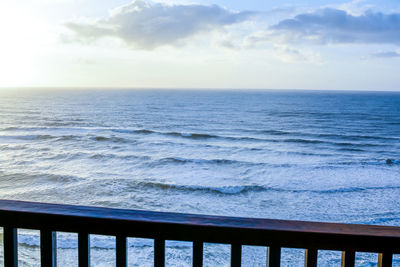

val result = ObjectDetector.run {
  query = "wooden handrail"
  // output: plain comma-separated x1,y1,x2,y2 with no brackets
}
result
0,199,399,266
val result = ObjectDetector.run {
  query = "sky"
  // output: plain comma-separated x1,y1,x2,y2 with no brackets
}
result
0,0,399,90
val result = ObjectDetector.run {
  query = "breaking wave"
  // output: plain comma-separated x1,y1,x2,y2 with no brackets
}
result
133,181,400,195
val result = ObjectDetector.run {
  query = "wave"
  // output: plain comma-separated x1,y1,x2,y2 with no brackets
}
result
258,129,292,135
150,157,260,166
0,134,57,141
56,135,81,141
282,138,325,144
233,128,398,142
146,155,397,168
134,129,155,134
91,136,128,143
0,133,132,144
14,233,190,249
364,217,400,225
133,181,400,195
115,128,250,141
0,144,28,151
165,132,218,139
313,186,400,194
1,126,20,131
337,148,365,152
43,121,91,127
4,126,391,149
113,129,156,135
135,181,267,194
90,153,150,161
332,159,399,166
314,133,398,141
0,172,81,183
118,128,389,148
145,157,303,168
113,129,217,139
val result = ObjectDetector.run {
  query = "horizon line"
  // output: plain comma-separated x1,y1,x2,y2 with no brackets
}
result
0,87,399,93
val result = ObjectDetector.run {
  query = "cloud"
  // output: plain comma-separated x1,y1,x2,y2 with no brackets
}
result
269,8,400,45
65,0,254,49
372,51,400,58
272,45,322,63
336,0,375,16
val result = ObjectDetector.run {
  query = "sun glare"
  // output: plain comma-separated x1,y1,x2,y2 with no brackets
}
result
0,2,50,87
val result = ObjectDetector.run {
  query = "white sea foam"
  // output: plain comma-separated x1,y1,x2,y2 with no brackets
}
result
0,90,399,266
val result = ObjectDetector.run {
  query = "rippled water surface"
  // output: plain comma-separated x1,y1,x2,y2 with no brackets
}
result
0,89,399,266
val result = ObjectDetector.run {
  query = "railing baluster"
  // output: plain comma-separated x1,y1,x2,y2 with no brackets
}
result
40,230,57,267
154,239,165,267
78,233,90,267
378,253,393,267
304,249,318,267
192,241,203,267
267,246,281,267
2,200,400,267
230,244,242,267
116,235,127,267
3,227,18,267
341,251,355,267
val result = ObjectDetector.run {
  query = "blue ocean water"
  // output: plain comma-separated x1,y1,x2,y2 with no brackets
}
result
0,89,399,266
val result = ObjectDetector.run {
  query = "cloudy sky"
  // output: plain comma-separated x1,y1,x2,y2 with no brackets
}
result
1,0,399,90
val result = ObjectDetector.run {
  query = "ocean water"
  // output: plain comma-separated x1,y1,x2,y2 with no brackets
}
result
0,89,399,266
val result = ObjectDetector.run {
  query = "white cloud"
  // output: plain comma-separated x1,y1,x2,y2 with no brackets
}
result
336,0,375,16
65,0,254,49
273,45,322,63
269,8,400,45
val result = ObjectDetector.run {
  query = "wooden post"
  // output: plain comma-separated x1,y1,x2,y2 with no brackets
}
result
40,230,57,267
341,251,355,267
231,244,242,267
267,247,281,267
116,235,127,267
193,241,203,267
378,253,393,267
3,227,18,267
304,249,318,267
78,233,90,267
154,239,165,267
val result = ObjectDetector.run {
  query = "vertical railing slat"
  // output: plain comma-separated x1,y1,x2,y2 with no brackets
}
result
378,253,393,267
304,249,318,267
116,235,127,267
40,230,57,267
341,251,355,267
3,227,18,267
230,244,242,267
192,241,203,267
154,239,165,267
78,233,90,267
267,246,281,267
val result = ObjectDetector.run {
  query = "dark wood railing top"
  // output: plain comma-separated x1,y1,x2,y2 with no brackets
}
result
1,199,400,253
0,199,399,238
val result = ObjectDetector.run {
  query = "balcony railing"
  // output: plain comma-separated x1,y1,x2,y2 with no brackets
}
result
0,199,399,267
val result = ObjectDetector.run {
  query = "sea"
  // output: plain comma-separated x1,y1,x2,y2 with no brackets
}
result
0,89,399,266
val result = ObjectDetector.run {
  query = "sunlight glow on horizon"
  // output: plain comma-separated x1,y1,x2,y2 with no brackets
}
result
0,0,399,91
